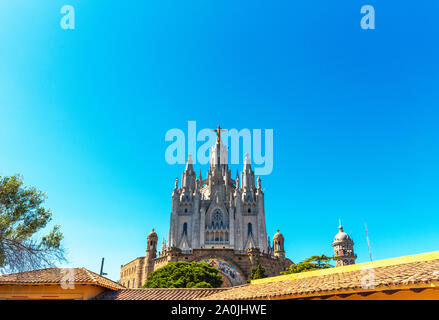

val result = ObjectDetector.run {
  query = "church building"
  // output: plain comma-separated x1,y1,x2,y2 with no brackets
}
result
120,126,293,288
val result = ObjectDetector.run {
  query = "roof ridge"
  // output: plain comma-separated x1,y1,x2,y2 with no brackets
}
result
205,258,439,300
252,250,439,285
0,267,59,278
126,287,228,291
81,267,98,284
0,267,124,291
84,268,122,284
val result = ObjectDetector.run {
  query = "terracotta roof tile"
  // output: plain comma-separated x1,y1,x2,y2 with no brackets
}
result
203,254,439,300
94,288,229,300
0,268,123,291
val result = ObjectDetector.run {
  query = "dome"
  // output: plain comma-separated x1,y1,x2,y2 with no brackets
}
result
333,225,352,242
273,229,284,241
147,228,158,239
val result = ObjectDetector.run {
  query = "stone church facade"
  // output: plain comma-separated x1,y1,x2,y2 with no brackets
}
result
120,126,292,288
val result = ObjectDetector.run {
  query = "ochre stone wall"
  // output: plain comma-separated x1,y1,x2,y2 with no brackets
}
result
121,248,293,288
120,257,144,288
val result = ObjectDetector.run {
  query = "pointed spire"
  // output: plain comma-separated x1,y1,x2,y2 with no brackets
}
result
182,154,196,195
179,232,190,251
185,154,194,172
235,170,240,189
172,177,180,198
339,218,343,232
244,153,251,169
161,238,166,252
241,153,255,194
245,232,256,250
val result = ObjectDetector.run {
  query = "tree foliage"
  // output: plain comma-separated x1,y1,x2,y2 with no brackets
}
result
0,175,65,273
281,254,334,275
142,261,223,288
248,264,267,281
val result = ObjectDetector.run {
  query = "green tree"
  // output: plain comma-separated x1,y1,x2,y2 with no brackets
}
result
0,175,65,273
281,254,334,275
305,255,334,269
248,264,267,281
142,261,223,288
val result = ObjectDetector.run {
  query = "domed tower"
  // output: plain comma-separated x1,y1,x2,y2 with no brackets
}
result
332,221,356,266
273,230,285,259
146,229,158,258
145,229,158,277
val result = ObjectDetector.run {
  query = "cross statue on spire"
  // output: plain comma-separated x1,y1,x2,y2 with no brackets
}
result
211,125,227,143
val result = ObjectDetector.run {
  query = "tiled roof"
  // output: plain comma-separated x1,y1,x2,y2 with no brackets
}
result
0,268,124,291
94,288,229,300
204,251,439,300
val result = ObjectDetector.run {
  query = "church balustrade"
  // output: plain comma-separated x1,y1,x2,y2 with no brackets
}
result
204,228,230,245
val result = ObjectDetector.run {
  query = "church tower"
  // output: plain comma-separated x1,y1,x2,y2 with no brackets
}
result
332,221,356,266
120,126,293,288
145,229,158,276
273,230,285,259
167,125,270,253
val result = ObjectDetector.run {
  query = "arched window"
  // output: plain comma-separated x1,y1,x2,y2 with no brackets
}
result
182,222,188,236
212,210,223,228
205,209,230,244
248,223,253,236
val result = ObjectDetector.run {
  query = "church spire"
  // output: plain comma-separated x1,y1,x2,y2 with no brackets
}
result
161,238,167,253
181,154,196,198
209,125,229,183
241,153,255,199
185,154,194,172
243,153,251,171
235,170,240,189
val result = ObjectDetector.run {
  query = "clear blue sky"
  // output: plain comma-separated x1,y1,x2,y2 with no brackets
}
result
0,1,438,281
